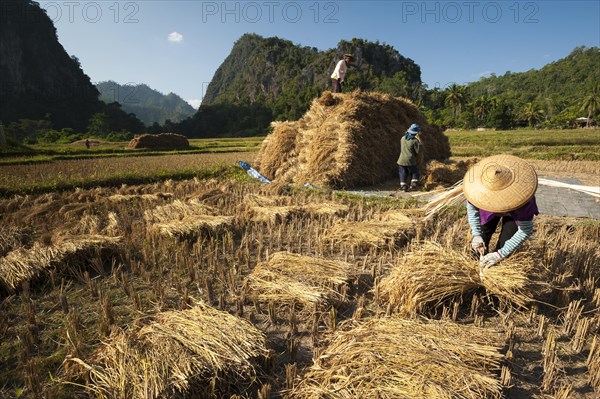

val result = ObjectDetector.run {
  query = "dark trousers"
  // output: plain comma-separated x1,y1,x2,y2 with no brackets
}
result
332,79,342,93
398,165,419,186
481,215,518,253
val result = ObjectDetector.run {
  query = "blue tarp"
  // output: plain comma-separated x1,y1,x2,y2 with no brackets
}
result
238,161,272,184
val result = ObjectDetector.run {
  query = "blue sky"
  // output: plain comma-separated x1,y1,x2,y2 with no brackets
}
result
40,0,600,108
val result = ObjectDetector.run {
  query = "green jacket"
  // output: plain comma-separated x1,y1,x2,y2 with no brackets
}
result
397,136,421,166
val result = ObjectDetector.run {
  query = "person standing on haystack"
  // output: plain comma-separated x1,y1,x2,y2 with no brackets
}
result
397,123,422,192
330,54,354,93
464,154,539,269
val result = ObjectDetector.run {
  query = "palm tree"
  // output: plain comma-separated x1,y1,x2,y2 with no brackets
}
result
473,96,492,126
445,84,467,125
581,84,599,128
520,103,544,127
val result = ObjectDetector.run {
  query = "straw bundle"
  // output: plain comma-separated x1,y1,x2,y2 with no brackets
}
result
144,199,231,238
302,201,349,217
144,199,216,224
0,225,32,257
378,242,546,316
243,194,289,207
246,252,354,308
70,303,268,399
152,215,234,238
288,317,505,399
106,193,173,203
241,194,301,223
255,91,450,188
0,235,121,292
324,217,415,249
380,209,417,223
246,205,302,223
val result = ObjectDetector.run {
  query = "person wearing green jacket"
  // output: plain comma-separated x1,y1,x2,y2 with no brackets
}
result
397,123,421,192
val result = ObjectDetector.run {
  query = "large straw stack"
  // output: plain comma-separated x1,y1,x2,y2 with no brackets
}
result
254,90,450,188
246,251,354,309
378,242,547,316
288,317,505,399
70,303,268,399
0,235,121,292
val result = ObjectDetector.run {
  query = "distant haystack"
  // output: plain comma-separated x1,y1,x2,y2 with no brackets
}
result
128,133,189,150
254,91,450,188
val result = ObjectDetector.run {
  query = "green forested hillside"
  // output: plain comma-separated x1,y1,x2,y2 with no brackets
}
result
0,0,99,131
178,34,422,136
175,36,598,137
0,0,145,144
96,81,196,126
422,46,600,129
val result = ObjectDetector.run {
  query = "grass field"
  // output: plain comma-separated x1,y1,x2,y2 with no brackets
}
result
1,129,599,196
0,137,264,165
446,128,600,161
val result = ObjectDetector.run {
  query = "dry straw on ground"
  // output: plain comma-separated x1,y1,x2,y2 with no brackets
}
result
152,215,234,238
106,193,174,203
378,242,547,316
69,303,268,399
288,317,505,399
241,194,302,223
246,251,354,309
324,211,416,249
128,133,189,150
144,199,233,237
0,235,122,292
255,91,450,188
302,201,349,217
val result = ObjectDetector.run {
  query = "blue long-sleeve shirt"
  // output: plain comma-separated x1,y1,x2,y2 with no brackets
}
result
466,200,537,258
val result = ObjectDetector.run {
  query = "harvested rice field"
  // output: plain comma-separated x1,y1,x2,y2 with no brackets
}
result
0,173,599,399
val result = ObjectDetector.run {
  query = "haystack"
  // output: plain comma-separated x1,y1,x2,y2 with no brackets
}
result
254,91,450,188
70,303,268,399
246,252,354,309
377,242,548,316
128,133,189,150
288,317,505,399
0,235,122,292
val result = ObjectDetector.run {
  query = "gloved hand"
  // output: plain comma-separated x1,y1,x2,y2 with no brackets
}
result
471,235,486,253
480,251,503,269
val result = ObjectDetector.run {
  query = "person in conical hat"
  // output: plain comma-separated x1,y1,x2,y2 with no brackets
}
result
463,154,539,269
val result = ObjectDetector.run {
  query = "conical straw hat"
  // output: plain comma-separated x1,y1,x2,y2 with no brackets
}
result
463,154,537,213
